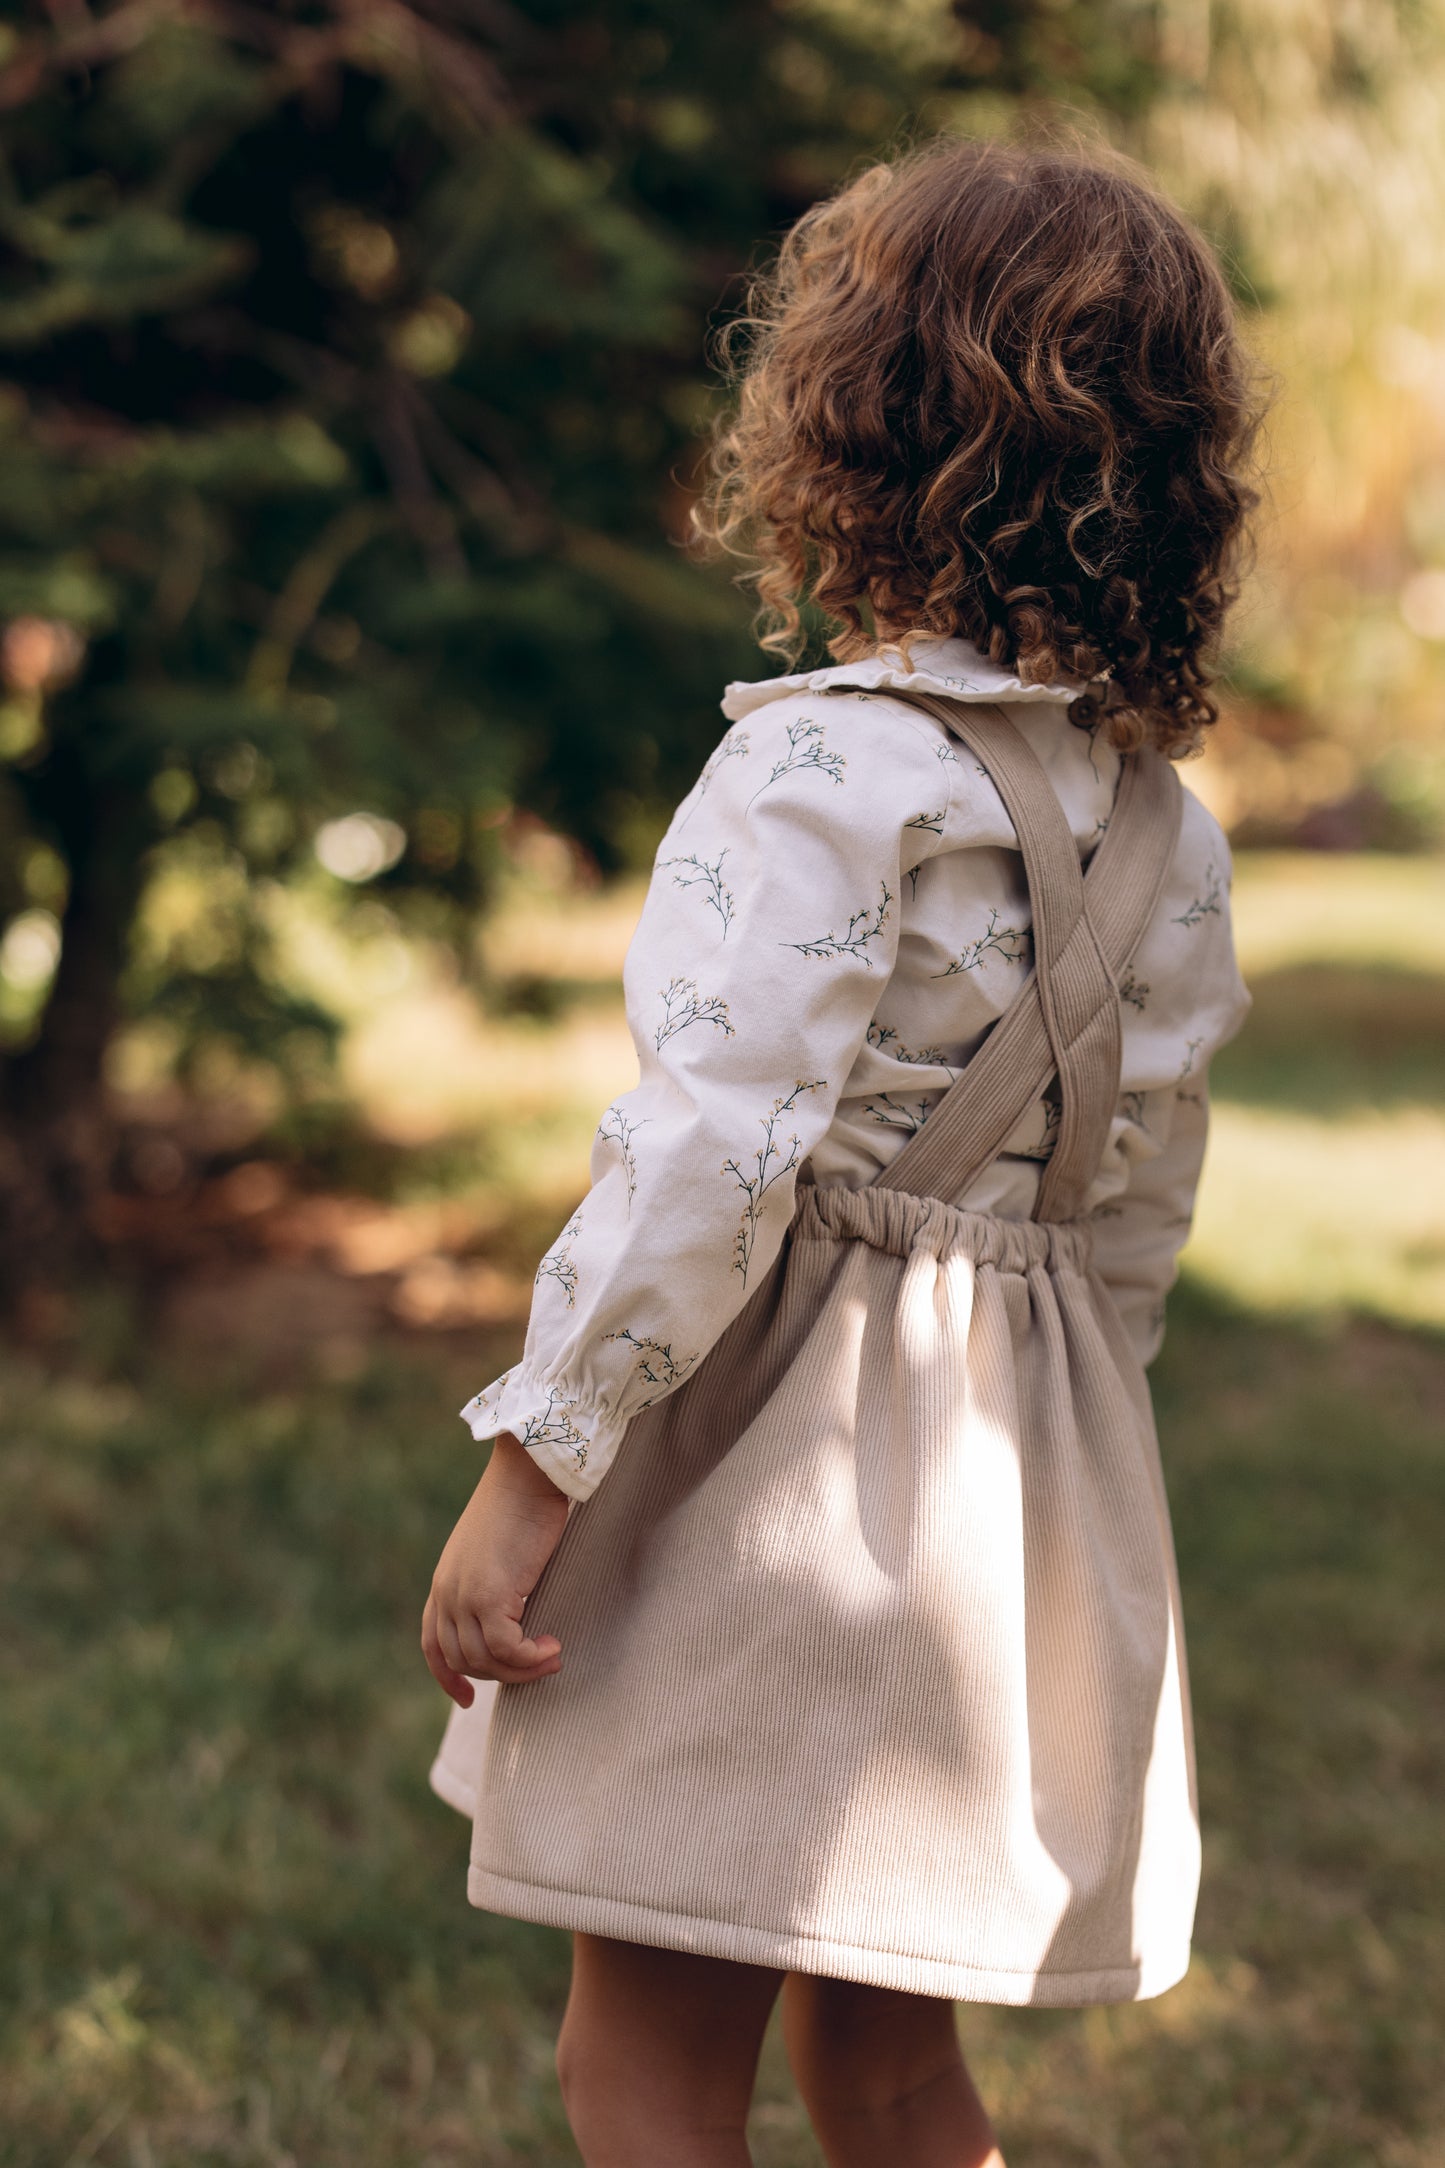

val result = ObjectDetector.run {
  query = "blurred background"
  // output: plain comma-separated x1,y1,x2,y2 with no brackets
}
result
1,3,1442,2163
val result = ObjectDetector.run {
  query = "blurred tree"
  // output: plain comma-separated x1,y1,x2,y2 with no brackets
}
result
10,0,1435,1291
0,0,942,1285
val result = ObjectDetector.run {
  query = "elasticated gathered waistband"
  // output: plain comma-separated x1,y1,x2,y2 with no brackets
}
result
791,1179,1095,1276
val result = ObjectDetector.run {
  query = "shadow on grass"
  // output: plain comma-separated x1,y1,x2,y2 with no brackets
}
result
0,1282,1441,2165
1212,961,1445,1116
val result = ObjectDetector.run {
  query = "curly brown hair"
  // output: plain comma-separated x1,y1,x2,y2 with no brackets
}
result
692,133,1270,756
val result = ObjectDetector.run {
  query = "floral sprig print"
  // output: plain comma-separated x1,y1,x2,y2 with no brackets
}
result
673,730,751,832
748,716,846,804
1118,966,1149,1012
1177,1034,1205,1081
904,807,946,836
461,1372,511,1428
602,1327,698,1403
723,1080,825,1283
784,883,892,969
693,729,750,801
863,1093,932,1136
655,976,735,1050
535,1212,583,1308
517,1388,589,1473
597,1104,648,1212
934,741,960,766
866,1018,953,1070
662,848,735,937
933,908,1029,978
1173,860,1223,929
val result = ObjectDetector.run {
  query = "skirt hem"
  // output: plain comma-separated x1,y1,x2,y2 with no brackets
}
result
428,1752,476,1821
465,1864,1192,2009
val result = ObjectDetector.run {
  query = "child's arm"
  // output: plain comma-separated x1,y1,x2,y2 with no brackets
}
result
422,696,955,1696
1088,1078,1213,1367
422,1430,569,1705
454,701,954,1489
1089,797,1250,1365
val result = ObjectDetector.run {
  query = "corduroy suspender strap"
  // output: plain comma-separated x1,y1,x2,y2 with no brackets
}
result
853,688,1184,1222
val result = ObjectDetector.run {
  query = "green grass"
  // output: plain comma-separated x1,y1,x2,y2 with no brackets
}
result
1,1293,1442,2167
1187,856,1445,1335
1212,961,1445,1117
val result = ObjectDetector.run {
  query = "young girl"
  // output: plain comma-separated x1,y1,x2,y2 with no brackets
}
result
424,135,1261,2167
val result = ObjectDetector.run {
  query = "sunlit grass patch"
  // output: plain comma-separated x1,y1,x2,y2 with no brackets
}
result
342,985,636,1152
272,867,645,1215
1215,960,1445,1115
1190,1103,1445,1328
1198,851,1445,1329
1228,852,1445,980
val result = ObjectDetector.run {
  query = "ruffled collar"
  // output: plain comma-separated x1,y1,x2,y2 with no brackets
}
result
720,632,1089,721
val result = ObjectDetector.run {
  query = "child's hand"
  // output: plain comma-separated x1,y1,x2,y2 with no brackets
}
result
422,1430,570,1706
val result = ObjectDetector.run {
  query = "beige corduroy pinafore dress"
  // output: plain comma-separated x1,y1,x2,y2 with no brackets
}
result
433,690,1199,2006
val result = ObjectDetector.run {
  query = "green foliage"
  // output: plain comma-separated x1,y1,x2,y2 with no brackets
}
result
0,0,935,1094
5,0,1442,1122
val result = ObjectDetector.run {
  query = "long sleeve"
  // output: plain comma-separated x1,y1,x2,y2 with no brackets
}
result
460,695,959,1500
1086,791,1251,1366
1088,1074,1212,1367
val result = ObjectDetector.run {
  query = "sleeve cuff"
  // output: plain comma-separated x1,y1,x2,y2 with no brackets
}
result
459,1364,627,1502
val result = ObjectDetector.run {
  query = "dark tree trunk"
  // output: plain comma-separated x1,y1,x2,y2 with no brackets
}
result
0,796,142,1309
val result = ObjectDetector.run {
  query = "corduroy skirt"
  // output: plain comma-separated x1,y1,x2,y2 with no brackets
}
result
431,1179,1200,2005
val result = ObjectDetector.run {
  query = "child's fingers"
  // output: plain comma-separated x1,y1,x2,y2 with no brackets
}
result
481,1605,562,1673
434,1605,476,1681
433,1596,562,1687
421,1596,475,1708
465,1611,562,1685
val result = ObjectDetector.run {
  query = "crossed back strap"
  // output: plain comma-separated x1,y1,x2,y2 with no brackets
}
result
855,688,1183,1222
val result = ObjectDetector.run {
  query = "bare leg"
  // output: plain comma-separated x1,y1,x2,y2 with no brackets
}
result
781,1973,1006,2168
557,1933,784,2167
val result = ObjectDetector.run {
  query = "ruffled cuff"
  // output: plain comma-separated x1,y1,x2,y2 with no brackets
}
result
459,1364,629,1503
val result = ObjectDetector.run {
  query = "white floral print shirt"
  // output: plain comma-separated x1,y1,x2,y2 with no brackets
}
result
462,633,1251,1500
